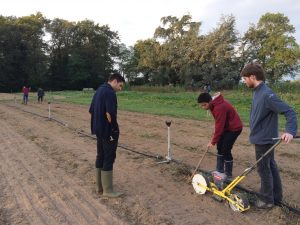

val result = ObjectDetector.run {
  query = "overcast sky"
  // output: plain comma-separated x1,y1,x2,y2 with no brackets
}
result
1,0,300,47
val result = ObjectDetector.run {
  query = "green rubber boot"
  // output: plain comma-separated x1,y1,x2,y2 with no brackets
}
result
101,170,123,198
96,168,103,194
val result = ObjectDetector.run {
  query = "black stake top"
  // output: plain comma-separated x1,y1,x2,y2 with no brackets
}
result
165,120,172,127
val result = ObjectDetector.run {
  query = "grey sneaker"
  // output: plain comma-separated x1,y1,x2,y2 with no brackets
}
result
255,199,274,209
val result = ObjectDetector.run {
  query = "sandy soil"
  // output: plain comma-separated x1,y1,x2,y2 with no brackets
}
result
0,93,299,225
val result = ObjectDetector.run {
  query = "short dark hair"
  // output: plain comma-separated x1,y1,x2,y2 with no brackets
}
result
240,63,265,81
197,92,212,103
108,73,125,83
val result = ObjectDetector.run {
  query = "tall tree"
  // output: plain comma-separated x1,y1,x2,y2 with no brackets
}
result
69,20,120,89
132,39,161,84
0,13,48,92
241,12,300,83
116,44,138,84
192,15,240,89
47,19,120,90
153,14,201,85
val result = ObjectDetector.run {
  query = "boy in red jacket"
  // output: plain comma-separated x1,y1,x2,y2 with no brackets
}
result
198,92,243,178
22,86,30,104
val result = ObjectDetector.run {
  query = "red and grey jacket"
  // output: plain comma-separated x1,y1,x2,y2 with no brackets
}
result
209,93,243,145
22,87,30,95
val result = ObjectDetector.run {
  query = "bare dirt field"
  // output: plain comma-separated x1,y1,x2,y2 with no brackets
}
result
0,93,299,225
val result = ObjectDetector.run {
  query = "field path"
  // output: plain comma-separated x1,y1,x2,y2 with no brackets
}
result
0,96,299,225
0,115,125,225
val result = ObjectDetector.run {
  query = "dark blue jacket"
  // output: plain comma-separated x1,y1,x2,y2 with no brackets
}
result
89,83,119,139
37,88,44,97
250,82,298,144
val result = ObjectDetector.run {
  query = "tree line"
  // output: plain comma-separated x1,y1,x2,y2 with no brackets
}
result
0,12,299,92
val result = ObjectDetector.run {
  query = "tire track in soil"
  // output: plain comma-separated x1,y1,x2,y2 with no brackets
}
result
0,124,58,225
2,138,85,224
1,101,299,225
0,119,126,225
0,162,30,225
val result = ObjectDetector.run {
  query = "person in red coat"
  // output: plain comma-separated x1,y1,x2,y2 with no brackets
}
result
198,92,243,178
22,86,30,104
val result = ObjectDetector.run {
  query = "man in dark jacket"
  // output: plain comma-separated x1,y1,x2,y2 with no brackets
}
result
198,92,243,179
89,73,125,198
241,63,298,209
37,88,45,103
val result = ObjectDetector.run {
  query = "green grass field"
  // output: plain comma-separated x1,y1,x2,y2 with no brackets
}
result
48,86,300,130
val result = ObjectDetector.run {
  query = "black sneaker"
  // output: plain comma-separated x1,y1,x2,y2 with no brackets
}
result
255,199,274,209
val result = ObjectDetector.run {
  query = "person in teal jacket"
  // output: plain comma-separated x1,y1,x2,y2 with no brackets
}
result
241,62,298,209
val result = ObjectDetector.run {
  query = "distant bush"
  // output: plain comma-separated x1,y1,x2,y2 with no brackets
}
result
234,81,300,94
269,81,300,94
126,85,186,93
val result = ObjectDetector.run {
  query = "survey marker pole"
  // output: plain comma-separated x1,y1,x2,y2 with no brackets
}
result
157,120,172,164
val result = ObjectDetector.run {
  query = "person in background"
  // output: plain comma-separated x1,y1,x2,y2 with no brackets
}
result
22,86,30,104
89,73,125,198
197,92,243,179
37,88,45,103
240,62,298,209
203,84,212,93
207,84,211,93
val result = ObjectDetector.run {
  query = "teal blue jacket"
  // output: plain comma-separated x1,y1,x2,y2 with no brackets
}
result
250,82,297,144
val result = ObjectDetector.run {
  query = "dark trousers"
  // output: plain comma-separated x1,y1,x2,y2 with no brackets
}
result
255,144,282,204
38,96,43,103
96,137,118,171
23,94,28,104
217,130,242,161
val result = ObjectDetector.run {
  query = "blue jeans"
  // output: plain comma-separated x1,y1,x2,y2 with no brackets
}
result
96,137,118,171
23,94,28,104
255,144,282,204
